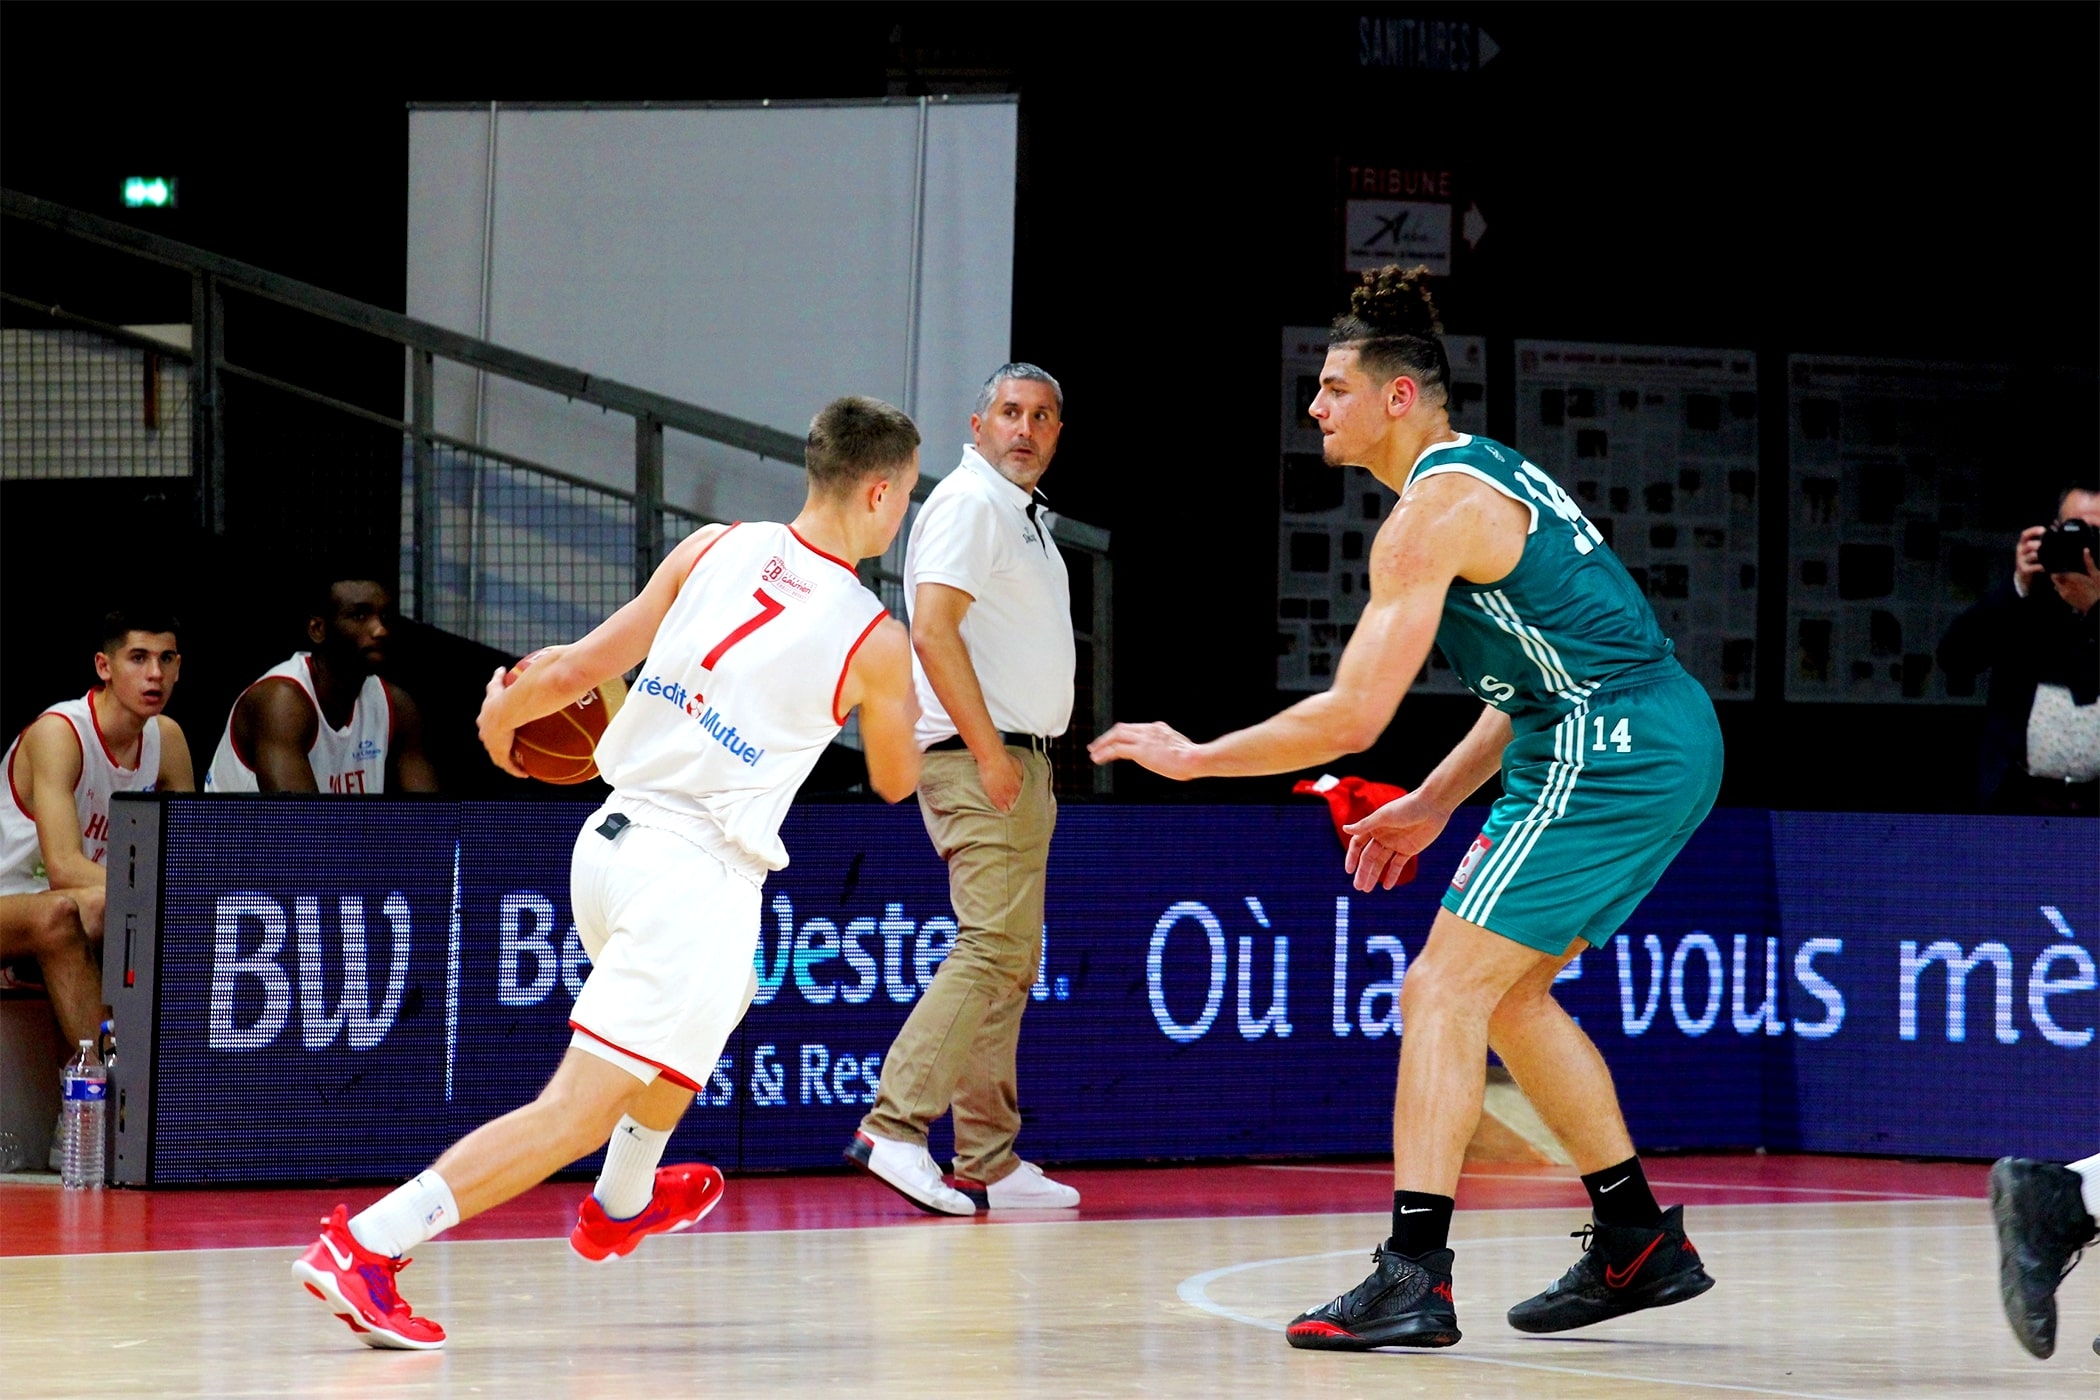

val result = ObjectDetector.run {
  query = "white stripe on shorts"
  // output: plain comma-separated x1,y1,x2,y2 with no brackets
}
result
1457,700,1590,927
1455,707,1570,923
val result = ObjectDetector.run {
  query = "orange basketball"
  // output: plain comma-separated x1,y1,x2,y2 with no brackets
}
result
505,653,626,785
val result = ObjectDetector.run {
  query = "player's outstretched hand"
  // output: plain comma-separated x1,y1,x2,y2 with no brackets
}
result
477,666,529,779
1088,721,1206,781
1343,790,1449,892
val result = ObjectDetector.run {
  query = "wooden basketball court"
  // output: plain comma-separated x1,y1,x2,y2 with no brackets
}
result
2,1157,2092,1398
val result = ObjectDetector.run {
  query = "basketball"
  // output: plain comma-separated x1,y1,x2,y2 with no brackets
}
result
505,652,626,784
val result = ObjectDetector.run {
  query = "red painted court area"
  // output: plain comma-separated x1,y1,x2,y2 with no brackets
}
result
0,1154,1985,1258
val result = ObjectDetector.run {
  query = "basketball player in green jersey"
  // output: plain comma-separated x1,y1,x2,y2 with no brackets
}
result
1092,264,1724,1351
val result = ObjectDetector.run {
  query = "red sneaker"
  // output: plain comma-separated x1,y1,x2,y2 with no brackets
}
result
291,1205,447,1350
570,1162,726,1262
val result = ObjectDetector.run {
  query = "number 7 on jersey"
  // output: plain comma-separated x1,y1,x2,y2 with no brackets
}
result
701,589,785,670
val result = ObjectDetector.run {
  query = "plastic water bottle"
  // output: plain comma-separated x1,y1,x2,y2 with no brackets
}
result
59,1040,106,1190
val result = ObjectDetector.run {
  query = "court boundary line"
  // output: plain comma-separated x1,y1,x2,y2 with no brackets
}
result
1175,1219,1997,1400
0,1193,1984,1265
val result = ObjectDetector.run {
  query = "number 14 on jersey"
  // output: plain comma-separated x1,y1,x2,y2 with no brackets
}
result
1591,715,1632,753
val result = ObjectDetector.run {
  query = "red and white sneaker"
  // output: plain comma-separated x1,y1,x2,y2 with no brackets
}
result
291,1205,447,1350
569,1162,726,1263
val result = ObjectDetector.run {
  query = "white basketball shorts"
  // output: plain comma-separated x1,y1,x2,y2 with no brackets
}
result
566,812,761,1091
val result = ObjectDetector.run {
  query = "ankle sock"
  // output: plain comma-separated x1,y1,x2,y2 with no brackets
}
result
2069,1152,2100,1226
350,1170,460,1258
1389,1190,1454,1257
594,1117,673,1220
1582,1156,1663,1229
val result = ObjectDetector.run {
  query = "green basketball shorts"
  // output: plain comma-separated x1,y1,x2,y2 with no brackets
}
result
1439,663,1724,956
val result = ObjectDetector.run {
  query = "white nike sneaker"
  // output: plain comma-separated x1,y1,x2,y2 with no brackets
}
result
977,1160,1081,1211
844,1131,975,1216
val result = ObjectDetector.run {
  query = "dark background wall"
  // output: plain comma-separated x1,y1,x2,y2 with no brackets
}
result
4,4,2094,808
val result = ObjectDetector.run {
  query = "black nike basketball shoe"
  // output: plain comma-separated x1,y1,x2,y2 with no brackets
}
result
1989,1157,2098,1360
1285,1244,1461,1351
1506,1204,1714,1333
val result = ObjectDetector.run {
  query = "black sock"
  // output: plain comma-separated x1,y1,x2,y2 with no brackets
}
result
1582,1156,1663,1229
1389,1190,1454,1257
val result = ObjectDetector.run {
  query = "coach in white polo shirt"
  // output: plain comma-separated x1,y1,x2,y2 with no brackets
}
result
847,363,1082,1214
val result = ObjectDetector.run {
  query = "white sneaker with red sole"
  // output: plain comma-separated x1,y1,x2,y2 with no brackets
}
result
291,1205,447,1350
570,1162,726,1262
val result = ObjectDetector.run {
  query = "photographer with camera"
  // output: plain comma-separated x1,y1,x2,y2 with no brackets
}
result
1938,484,2100,814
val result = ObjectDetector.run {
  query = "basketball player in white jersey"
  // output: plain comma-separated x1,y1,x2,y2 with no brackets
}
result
0,610,195,1049
205,577,437,793
292,395,924,1349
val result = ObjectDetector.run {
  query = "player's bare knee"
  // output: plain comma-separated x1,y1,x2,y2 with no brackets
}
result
1399,962,1460,1025
74,885,107,944
27,894,87,955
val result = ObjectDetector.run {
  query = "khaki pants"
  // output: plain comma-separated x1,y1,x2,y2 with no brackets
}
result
861,746,1056,1185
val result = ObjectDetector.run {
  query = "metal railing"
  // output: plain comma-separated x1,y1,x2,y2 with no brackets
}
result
0,297,193,480
1,188,1114,792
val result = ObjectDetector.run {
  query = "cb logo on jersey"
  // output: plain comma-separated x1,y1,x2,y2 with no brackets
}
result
760,557,813,600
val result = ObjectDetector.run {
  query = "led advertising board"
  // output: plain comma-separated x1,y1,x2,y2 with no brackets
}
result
118,798,2096,1184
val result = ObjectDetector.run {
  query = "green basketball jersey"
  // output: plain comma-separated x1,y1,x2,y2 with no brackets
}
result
1406,433,1675,722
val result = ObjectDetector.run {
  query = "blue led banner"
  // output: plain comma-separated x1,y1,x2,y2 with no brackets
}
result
136,798,2096,1184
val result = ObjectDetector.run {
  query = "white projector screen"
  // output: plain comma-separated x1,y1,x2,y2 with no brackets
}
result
408,99,1017,523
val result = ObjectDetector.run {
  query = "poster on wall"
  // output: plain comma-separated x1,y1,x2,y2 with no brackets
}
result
1277,328,1486,693
1785,357,2010,703
1513,341,1761,699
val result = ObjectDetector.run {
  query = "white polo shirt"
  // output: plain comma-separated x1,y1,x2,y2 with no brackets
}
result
906,445,1075,748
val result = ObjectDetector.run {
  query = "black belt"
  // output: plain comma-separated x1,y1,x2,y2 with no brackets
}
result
927,731,1050,754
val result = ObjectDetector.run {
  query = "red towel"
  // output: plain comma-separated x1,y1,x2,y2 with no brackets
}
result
1291,774,1418,885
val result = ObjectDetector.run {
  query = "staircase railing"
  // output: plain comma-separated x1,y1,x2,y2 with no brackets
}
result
0,189,1114,792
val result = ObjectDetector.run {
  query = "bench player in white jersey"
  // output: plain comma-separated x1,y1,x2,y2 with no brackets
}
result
0,610,196,1050
204,577,437,793
292,395,924,1350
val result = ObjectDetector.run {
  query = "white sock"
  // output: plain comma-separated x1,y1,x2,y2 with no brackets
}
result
349,1170,460,1259
594,1117,673,1220
2069,1152,2100,1224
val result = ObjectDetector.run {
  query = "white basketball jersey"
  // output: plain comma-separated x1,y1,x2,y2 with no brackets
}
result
204,654,391,794
595,522,890,874
0,692,163,895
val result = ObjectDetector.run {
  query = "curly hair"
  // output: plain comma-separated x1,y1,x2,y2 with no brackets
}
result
1329,264,1450,405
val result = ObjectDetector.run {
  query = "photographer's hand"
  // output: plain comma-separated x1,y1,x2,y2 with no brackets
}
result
2050,547,2100,616
2014,525,2048,598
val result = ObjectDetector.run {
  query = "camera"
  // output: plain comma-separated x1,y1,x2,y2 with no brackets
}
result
2038,517,2097,575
